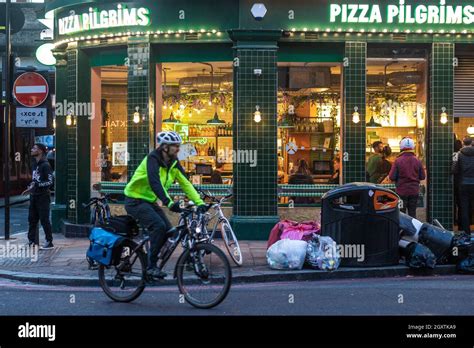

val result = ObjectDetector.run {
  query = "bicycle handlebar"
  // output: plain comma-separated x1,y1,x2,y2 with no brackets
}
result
197,189,232,203
82,194,116,210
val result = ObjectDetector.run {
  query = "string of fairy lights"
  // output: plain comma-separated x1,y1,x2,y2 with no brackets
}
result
53,26,474,48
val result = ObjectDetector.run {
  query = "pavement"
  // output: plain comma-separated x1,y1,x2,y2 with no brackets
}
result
0,200,463,287
0,229,461,287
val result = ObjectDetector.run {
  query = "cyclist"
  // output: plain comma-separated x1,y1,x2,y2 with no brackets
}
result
124,131,206,279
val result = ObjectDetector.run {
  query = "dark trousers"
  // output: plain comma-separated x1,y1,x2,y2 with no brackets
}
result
400,195,418,219
28,193,52,244
125,198,172,269
459,184,474,234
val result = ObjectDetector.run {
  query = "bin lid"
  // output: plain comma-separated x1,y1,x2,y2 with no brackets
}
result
321,182,397,200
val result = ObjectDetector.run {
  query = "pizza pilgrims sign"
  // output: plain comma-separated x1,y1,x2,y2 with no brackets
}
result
13,72,49,108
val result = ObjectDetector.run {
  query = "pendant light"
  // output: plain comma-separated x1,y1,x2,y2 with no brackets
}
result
163,111,178,123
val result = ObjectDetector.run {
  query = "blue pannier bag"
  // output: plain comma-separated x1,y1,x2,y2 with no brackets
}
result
87,227,125,266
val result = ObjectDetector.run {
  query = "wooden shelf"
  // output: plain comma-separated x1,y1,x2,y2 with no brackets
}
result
288,132,334,134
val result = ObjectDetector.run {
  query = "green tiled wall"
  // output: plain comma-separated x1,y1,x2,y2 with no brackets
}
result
233,48,278,217
66,49,78,222
127,39,154,179
428,43,454,228
343,42,367,183
229,31,281,240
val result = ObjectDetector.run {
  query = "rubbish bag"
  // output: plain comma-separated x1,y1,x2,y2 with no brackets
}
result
417,223,454,263
456,256,474,274
267,220,320,249
449,233,474,264
266,239,308,270
305,234,340,271
399,212,423,239
401,242,436,269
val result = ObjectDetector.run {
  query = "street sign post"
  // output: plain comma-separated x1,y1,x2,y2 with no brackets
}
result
3,0,11,240
13,72,49,108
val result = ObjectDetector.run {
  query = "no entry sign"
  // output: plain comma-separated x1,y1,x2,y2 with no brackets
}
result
13,72,49,108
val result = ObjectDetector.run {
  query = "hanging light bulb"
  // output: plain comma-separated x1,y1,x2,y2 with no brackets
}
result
208,100,213,106
163,104,168,110
254,105,262,123
133,106,140,124
53,117,56,129
440,107,448,124
188,111,193,118
467,124,474,135
220,107,225,113
352,106,360,124
66,110,73,126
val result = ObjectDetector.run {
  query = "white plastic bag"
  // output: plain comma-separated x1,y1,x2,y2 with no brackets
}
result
267,239,308,270
306,235,340,271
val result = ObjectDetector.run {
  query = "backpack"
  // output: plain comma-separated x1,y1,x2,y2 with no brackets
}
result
86,227,125,266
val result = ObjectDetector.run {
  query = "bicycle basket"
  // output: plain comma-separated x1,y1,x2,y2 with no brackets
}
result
101,215,139,238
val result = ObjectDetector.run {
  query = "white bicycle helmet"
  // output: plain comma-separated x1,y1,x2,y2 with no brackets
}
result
156,131,183,146
400,137,415,151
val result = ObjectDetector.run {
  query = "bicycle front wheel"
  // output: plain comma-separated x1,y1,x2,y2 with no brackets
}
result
176,243,232,309
98,240,147,303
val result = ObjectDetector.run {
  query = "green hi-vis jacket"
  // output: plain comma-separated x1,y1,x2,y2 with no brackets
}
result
124,149,204,207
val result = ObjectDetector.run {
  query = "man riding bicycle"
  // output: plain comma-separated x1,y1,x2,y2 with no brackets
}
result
124,131,206,279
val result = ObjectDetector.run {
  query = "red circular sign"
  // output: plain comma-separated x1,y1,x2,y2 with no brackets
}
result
13,72,49,107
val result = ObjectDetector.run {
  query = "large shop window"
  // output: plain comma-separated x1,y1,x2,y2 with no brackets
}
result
159,62,233,185
277,63,342,191
365,58,427,184
98,66,128,183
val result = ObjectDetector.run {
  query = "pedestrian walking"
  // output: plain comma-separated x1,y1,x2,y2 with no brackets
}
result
23,143,54,249
367,141,384,183
389,138,425,218
452,136,474,233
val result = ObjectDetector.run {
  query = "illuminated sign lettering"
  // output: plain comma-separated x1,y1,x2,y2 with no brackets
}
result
58,4,151,35
330,0,474,25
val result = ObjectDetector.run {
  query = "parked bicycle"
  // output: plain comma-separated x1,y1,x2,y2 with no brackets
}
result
83,194,112,225
197,190,243,266
93,203,232,309
83,194,113,270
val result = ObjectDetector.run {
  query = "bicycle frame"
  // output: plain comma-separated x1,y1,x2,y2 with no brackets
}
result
124,208,209,280
207,202,229,240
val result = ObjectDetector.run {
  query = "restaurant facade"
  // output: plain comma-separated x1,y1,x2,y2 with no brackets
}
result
46,0,474,239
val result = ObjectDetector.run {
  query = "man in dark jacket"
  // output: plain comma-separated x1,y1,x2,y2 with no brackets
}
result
23,143,54,249
389,138,425,218
452,136,474,233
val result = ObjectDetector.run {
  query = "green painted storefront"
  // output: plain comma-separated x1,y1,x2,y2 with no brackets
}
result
47,0,474,239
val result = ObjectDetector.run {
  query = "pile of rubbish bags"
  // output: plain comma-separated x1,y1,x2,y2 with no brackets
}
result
266,215,474,273
266,220,340,271
399,213,474,273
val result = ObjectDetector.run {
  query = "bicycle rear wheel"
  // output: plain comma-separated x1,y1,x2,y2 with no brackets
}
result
98,240,147,303
176,243,231,309
219,219,243,266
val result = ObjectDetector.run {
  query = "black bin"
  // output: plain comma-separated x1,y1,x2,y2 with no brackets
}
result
321,183,400,267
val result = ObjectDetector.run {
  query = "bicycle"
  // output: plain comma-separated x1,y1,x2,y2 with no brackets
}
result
198,190,243,266
83,194,113,270
83,194,112,225
97,203,232,309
